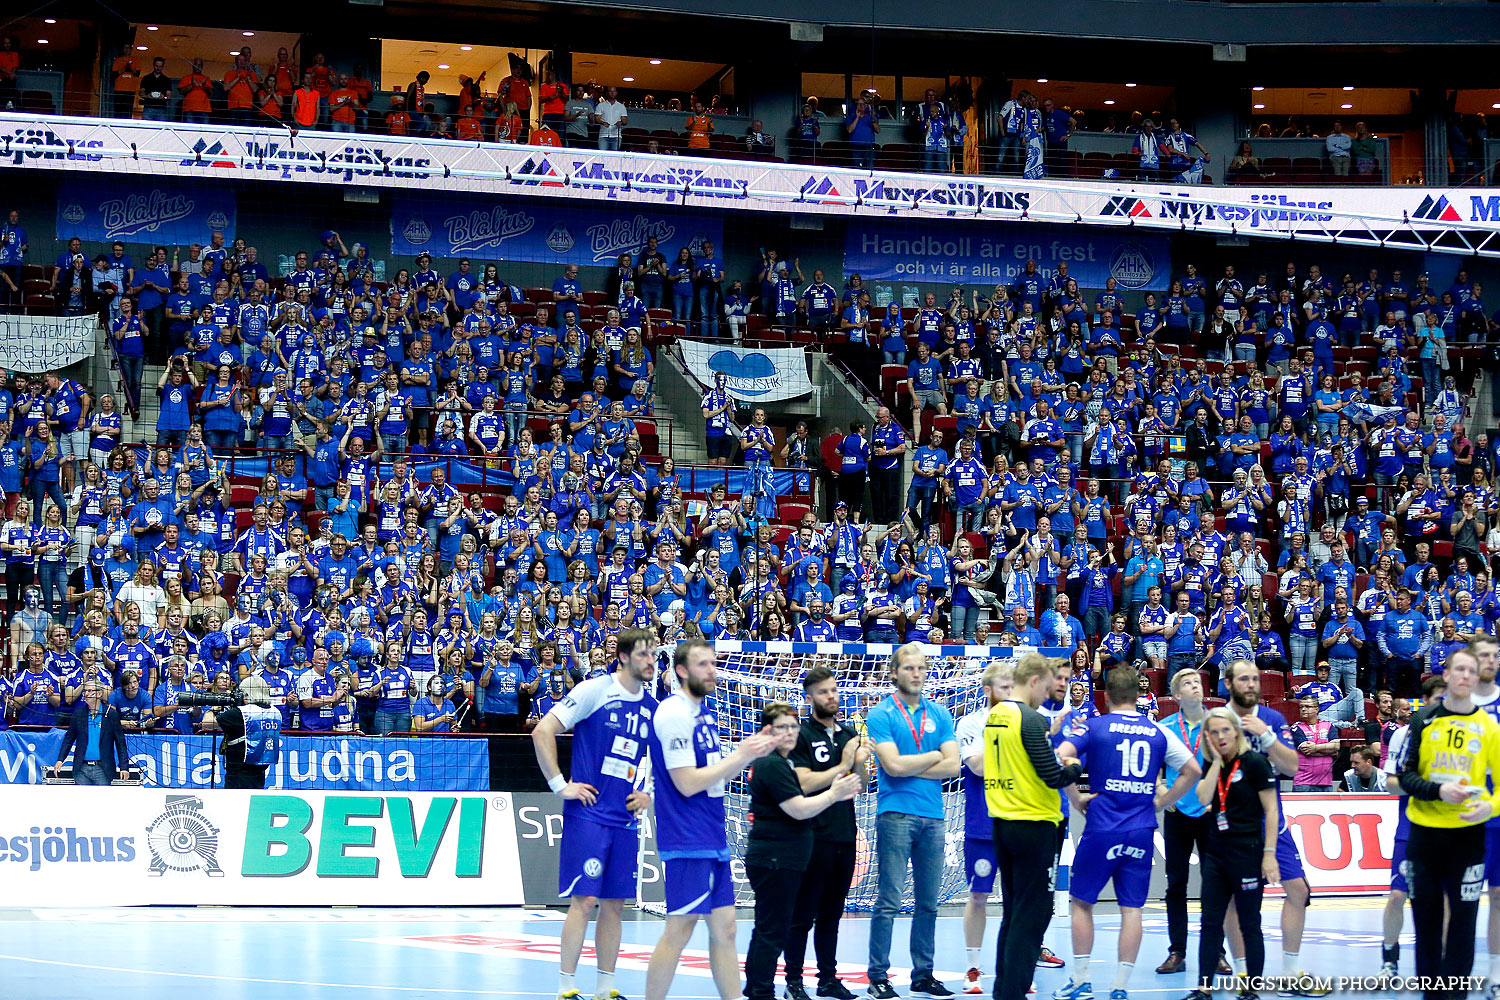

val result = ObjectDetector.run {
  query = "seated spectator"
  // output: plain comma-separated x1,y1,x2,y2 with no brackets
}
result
1342,745,1387,791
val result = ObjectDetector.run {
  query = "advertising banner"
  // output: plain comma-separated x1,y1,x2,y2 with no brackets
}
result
56,179,236,244
4,115,1496,253
510,792,665,907
678,339,813,402
0,730,489,791
844,222,1170,291
0,786,523,906
390,195,721,265
0,314,96,373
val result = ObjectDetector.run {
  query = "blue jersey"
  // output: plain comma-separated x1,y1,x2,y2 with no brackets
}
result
651,694,732,860
551,673,657,830
1071,711,1192,832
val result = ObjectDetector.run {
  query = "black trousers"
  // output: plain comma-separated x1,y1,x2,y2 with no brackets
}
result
1197,839,1264,990
1163,808,1213,954
783,839,856,985
870,466,902,524
1408,823,1486,1000
746,862,806,1000
224,762,268,789
485,711,525,734
4,562,32,619
993,819,1058,1000
837,471,867,518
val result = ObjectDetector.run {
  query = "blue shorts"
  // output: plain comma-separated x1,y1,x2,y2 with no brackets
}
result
1276,825,1306,884
664,856,734,916
1391,835,1409,894
1484,824,1500,885
1070,827,1154,908
558,815,639,900
965,836,996,894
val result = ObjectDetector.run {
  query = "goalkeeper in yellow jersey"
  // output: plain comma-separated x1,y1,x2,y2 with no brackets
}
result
1396,646,1500,1000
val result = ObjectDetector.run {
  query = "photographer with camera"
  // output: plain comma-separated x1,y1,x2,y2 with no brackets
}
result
214,675,283,789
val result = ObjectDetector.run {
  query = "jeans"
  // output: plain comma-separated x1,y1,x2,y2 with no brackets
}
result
1319,685,1365,723
868,811,943,983
1327,658,1359,698
504,404,527,452
372,710,412,734
156,427,187,448
118,354,144,413
1288,632,1319,675
950,603,980,643
183,112,209,125
73,761,110,785
957,500,984,534
1233,344,1257,363
906,482,937,531
996,135,1020,174
852,144,875,171
204,429,238,451
696,285,721,338
37,561,65,623
642,284,663,310
30,479,63,526
599,135,621,151
330,120,354,133
260,434,293,454
142,106,170,122
923,147,948,173
882,349,905,364
673,290,693,322
1421,357,1440,405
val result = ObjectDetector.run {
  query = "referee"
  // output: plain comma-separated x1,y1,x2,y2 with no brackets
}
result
1396,646,1500,1000
984,654,1081,1000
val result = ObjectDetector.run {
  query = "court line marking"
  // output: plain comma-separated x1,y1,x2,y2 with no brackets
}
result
0,953,721,998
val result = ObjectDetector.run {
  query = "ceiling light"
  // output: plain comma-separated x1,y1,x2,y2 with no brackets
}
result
649,59,662,65
145,24,158,30
1253,103,1265,109
1252,85,1264,91
460,45,473,51
135,44,147,50
623,76,635,82
36,38,48,44
1342,86,1354,91
1125,82,1137,88
229,49,240,55
1036,78,1048,83
1340,103,1353,109
437,63,450,69
1493,102,1500,110
43,18,56,23
1103,99,1115,105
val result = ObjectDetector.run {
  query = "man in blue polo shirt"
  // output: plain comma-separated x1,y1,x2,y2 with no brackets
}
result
865,644,959,1000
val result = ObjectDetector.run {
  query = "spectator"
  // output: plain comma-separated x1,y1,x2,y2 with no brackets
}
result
685,96,714,151
1352,122,1380,176
1326,121,1352,177
564,84,594,147
1290,694,1340,791
845,94,879,170
1342,745,1387,791
52,678,131,785
745,120,775,156
139,56,173,122
1227,141,1263,181
592,86,628,151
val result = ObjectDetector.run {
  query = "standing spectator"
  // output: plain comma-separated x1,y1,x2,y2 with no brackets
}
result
405,71,431,136
178,58,213,125
694,241,724,340
1042,97,1072,162
918,89,950,173
538,67,569,134
1160,118,1209,184
685,96,714,151
1343,745,1387,791
0,209,24,312
592,86,629,152
1326,121,1352,177
51,679,130,785
1352,122,1380,177
110,47,142,118
1020,92,1045,179
139,56,173,122
564,84,594,147
845,94,879,170
223,52,260,127
793,102,821,162
328,74,358,133
996,91,1024,176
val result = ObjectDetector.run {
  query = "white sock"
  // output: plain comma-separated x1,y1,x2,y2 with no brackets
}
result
1074,955,1091,983
1283,951,1299,976
1233,957,1248,977
967,948,983,970
594,970,614,998
558,971,575,997
1113,962,1134,992
1490,955,1500,983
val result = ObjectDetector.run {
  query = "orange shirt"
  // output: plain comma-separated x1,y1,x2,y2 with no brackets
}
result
258,92,282,121
224,68,259,110
494,113,523,143
329,87,357,124
685,113,713,148
293,86,320,127
112,56,141,92
178,73,213,114
499,75,532,111
387,110,411,136
349,76,372,104
455,116,484,140
0,52,20,80
540,81,569,116
310,65,333,97
271,63,296,97
529,126,561,148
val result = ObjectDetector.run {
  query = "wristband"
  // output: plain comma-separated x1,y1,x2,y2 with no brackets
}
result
548,774,567,795
1263,847,1277,853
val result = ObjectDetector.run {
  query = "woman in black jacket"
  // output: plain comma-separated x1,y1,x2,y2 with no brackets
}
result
743,701,862,1000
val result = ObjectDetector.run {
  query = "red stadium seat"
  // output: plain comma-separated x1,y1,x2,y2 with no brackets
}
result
1157,698,1179,719
1260,670,1286,699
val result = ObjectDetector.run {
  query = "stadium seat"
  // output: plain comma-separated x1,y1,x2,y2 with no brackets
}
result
1260,670,1286,699
1157,698,1178,719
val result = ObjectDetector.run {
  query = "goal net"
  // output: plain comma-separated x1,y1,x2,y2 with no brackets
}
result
702,638,1026,913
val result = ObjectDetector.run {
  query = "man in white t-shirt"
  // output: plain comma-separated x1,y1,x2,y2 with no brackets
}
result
592,86,629,152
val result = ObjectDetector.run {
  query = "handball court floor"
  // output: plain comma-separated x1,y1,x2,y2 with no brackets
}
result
0,898,1458,1000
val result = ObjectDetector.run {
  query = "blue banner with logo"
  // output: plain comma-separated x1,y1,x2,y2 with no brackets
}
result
0,730,487,791
390,195,723,266
844,222,1169,292
56,180,237,245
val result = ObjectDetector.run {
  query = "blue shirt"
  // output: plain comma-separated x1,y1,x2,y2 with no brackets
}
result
866,693,956,820
651,694,735,859
551,673,657,830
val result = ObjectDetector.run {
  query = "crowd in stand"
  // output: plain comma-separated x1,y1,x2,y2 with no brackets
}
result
3,198,1500,740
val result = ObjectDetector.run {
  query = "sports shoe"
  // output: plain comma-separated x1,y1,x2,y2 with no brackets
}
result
1051,980,1093,1000
594,992,625,1000
963,970,983,995
1181,992,1213,1000
1155,952,1186,975
867,981,900,1000
1378,963,1398,984
910,978,954,998
786,983,811,1000
817,983,857,1000
1037,949,1066,969
1277,974,1330,997
1110,992,1128,1000
559,991,583,1000
1484,983,1497,1000
1029,985,1037,996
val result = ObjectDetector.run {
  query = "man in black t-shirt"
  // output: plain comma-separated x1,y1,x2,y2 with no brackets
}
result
783,665,871,1000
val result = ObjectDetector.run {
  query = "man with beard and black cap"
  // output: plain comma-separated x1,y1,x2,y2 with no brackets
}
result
780,664,872,1000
